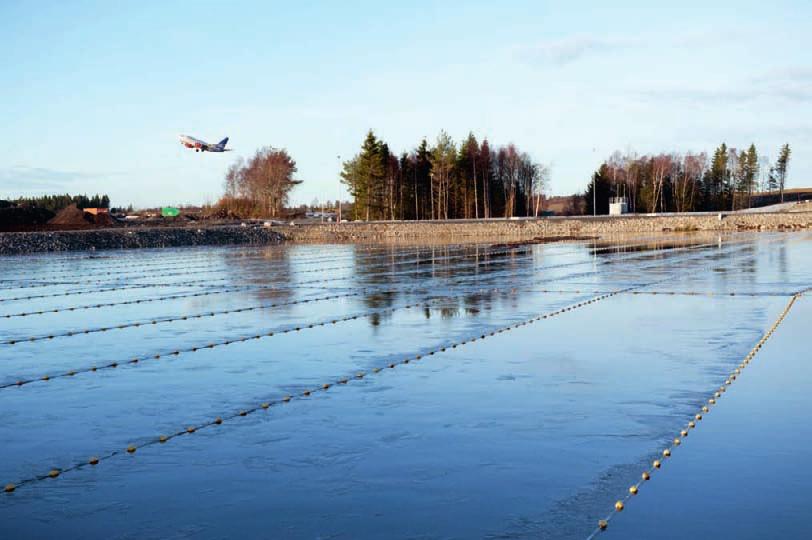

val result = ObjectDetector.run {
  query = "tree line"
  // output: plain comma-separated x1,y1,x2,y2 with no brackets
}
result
341,130,549,221
584,143,792,214
8,194,111,212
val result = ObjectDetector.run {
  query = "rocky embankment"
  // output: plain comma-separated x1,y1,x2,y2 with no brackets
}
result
0,225,284,255
3,212,810,255
274,212,812,241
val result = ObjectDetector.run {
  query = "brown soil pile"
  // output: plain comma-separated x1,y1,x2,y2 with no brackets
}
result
47,205,116,227
49,204,93,226
90,211,114,226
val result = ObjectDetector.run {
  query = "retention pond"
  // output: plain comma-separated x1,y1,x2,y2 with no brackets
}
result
1,232,810,539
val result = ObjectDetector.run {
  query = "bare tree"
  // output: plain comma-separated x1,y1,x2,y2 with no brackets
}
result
221,147,301,218
650,154,673,213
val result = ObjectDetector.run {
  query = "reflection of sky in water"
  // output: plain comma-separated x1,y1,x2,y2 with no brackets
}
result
0,232,810,539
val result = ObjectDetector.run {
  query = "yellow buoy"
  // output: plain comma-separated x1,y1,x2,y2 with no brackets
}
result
615,501,624,512
629,485,638,495
48,469,60,478
653,460,661,469
663,449,671,457
159,435,168,443
261,402,270,409
214,417,223,425
598,519,608,530
126,445,137,454
4,483,15,493
642,471,650,481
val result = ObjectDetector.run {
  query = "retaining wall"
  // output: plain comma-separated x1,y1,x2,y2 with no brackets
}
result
272,212,812,242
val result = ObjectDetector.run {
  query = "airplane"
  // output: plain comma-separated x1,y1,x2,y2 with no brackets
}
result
179,134,231,152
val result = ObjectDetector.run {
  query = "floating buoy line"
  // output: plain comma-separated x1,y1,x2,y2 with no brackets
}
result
0,243,741,390
1,284,637,494
0,244,759,494
0,240,730,312
584,290,804,538
0,238,786,496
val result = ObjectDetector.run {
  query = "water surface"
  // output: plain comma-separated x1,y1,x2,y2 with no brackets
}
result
1,232,810,539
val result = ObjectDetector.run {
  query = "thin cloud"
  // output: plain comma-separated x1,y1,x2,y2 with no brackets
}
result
516,35,636,65
637,66,812,105
752,66,812,84
0,166,104,193
515,29,743,67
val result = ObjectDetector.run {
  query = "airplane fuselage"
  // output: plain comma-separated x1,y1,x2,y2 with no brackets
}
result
179,134,230,152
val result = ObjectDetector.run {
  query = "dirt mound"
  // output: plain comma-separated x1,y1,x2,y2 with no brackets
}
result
0,207,56,231
90,211,114,226
49,204,94,226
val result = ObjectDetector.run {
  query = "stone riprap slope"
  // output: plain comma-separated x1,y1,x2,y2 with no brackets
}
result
274,212,812,241
0,225,284,255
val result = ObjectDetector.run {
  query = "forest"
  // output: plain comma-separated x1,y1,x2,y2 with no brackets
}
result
583,143,792,214
340,130,548,221
8,194,111,212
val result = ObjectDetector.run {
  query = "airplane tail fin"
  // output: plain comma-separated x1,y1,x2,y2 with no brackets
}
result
218,137,229,147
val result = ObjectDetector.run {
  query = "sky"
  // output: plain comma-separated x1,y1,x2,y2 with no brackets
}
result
1,0,810,208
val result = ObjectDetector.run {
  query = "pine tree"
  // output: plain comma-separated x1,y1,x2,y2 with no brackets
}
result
430,131,456,220
775,144,791,202
457,133,479,219
415,139,432,220
744,144,758,208
708,143,728,210
342,130,386,220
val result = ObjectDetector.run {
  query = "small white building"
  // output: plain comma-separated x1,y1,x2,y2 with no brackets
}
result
609,197,628,216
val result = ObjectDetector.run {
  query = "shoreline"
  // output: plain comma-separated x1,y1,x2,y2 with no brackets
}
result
0,225,284,256
1,212,810,255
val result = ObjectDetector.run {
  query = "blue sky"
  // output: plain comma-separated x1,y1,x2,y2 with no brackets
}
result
1,0,809,208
